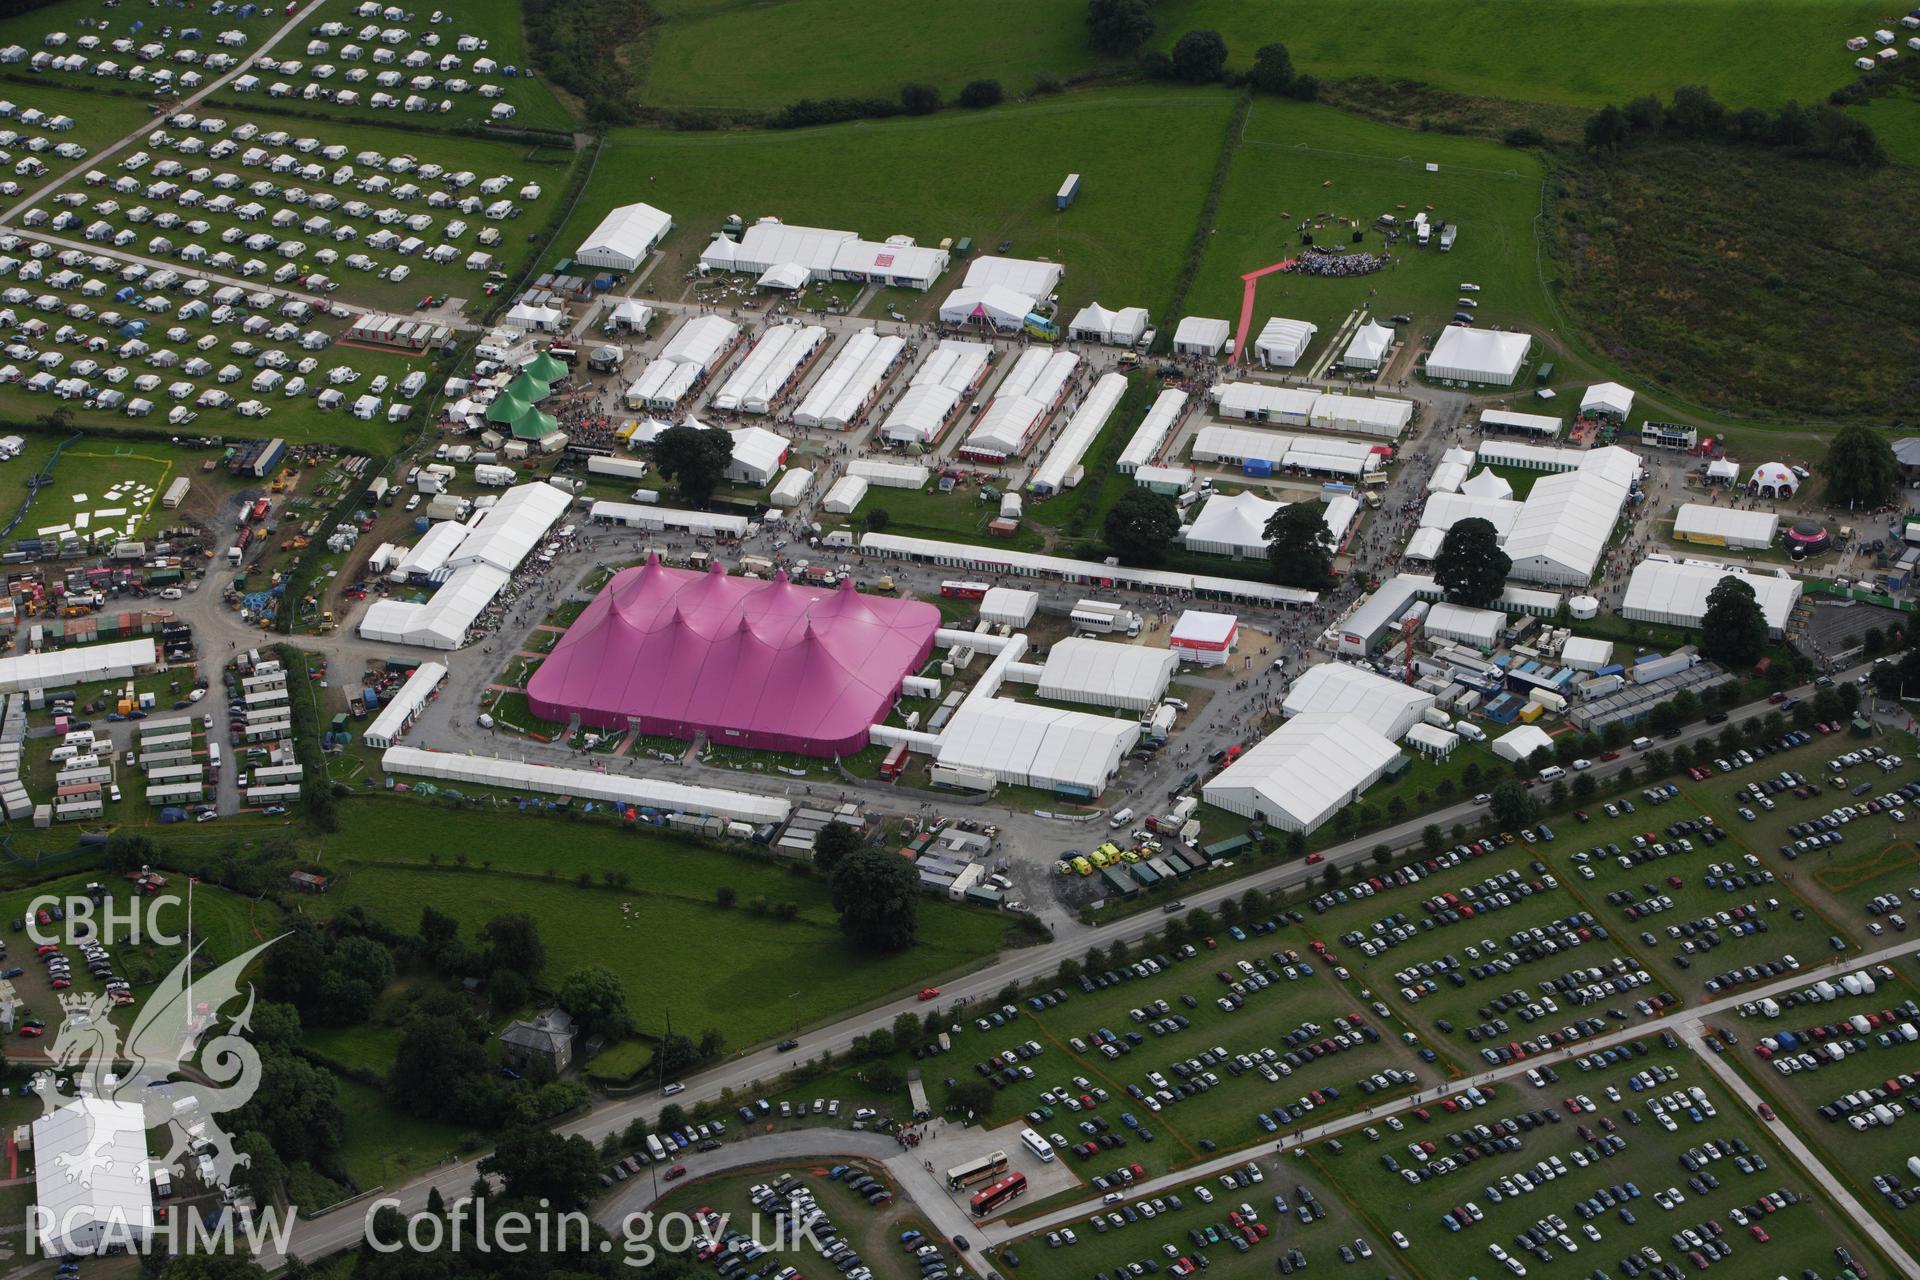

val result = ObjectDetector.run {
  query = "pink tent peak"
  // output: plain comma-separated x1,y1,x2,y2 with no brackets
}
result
527,562,941,756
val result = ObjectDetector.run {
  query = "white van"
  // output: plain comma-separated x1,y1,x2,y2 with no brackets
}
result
1537,765,1566,781
1109,807,1135,829
1631,736,1653,751
153,1168,173,1198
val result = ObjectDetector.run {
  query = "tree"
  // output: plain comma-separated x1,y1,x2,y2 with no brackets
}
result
1700,575,1768,668
1571,773,1597,802
1371,845,1391,866
488,968,530,1016
1584,103,1631,152
557,965,635,1039
899,83,941,115
658,1102,690,1132
1086,0,1154,56
652,423,735,505
1169,30,1228,82
1249,43,1295,94
1488,780,1539,830
389,1015,488,1121
946,1078,994,1117
958,79,1004,109
481,913,545,977
892,1010,923,1048
1104,489,1182,567
1820,425,1898,510
1423,824,1443,855
1434,517,1511,607
649,1034,701,1081
829,848,919,950
480,1126,601,1212
715,885,737,908
1264,501,1335,588
813,821,865,875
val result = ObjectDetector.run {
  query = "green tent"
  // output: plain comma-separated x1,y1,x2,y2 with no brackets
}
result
505,372,551,403
484,393,529,425
522,352,568,384
510,404,559,441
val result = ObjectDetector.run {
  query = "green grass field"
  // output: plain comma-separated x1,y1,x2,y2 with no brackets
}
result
1157,0,1888,110
556,87,1240,321
1848,93,1920,166
638,0,1105,110
1185,99,1548,367
638,0,1880,114
306,802,1019,1046
333,1077,471,1190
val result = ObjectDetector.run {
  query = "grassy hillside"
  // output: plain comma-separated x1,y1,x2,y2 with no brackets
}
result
1550,140,1920,421
638,0,1885,114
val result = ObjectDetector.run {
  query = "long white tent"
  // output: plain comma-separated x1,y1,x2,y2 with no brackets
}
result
1425,327,1532,385
792,329,904,429
1118,388,1188,474
381,746,791,824
588,502,752,536
710,323,826,415
1203,713,1401,833
573,201,673,272
847,459,930,489
1031,372,1127,495
363,661,449,748
0,637,155,693
1209,383,1412,438
1672,504,1779,550
1035,637,1176,711
33,1099,153,1256
858,532,1318,608
699,220,948,290
934,698,1133,795
1480,408,1561,437
1190,425,1383,479
1280,662,1434,741
1621,557,1803,637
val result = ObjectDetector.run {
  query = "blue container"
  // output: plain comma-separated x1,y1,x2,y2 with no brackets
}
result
1243,459,1274,478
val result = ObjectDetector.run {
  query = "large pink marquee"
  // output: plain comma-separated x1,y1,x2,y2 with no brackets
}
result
527,555,941,756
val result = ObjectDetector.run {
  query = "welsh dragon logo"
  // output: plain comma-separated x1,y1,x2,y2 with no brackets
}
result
39,936,281,1196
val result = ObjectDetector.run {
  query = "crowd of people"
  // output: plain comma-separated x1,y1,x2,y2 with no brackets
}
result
1284,246,1393,278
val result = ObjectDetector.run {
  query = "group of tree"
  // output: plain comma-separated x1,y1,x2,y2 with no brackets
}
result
1583,85,1886,168
260,915,398,1027
900,80,1007,113
221,1000,349,1211
1264,502,1336,588
651,424,736,505
1820,425,1901,510
388,988,589,1131
1104,489,1182,567
1434,517,1511,608
808,820,919,950
1085,4,1317,97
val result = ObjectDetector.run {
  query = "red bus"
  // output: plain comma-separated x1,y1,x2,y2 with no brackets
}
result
879,742,909,779
940,581,990,600
969,1172,1027,1218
